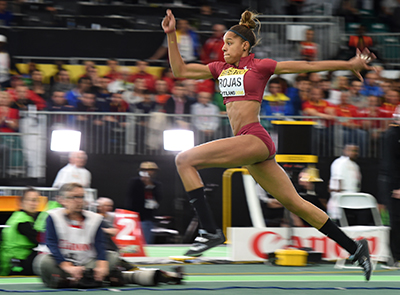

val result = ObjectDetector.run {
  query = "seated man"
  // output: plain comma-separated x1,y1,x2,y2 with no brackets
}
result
33,183,183,288
0,187,41,276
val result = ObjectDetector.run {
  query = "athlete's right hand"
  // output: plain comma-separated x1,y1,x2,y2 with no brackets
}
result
162,9,176,33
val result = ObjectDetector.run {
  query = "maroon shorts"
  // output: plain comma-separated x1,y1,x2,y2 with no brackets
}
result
236,122,276,160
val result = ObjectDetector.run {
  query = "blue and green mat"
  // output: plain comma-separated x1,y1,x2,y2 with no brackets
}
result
1,245,399,294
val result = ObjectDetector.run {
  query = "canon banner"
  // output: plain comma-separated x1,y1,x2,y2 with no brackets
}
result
228,226,390,262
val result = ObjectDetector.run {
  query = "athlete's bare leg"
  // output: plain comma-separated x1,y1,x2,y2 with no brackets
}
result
246,159,329,228
175,135,269,191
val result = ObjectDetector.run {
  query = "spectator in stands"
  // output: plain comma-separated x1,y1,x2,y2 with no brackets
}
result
149,18,200,62
104,58,121,81
129,60,156,92
87,66,101,89
127,78,147,109
378,105,400,267
200,23,226,64
126,161,162,244
66,77,92,108
0,187,40,276
348,25,373,55
360,71,384,97
80,60,95,80
76,91,103,113
46,90,74,112
328,144,365,225
135,89,158,114
0,0,13,26
260,78,295,127
191,91,220,144
348,79,368,108
107,67,134,106
106,90,129,114
49,61,66,87
380,79,394,96
51,69,74,94
303,87,336,155
196,4,220,31
358,95,385,154
163,82,193,128
335,91,368,156
0,91,18,132
182,79,198,104
160,66,176,93
286,75,311,115
10,85,46,111
94,76,112,111
380,89,400,118
52,150,91,189
336,0,360,23
154,79,170,106
299,28,319,61
30,69,49,101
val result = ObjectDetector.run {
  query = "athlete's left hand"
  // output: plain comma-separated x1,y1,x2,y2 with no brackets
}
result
349,48,377,82
94,262,109,281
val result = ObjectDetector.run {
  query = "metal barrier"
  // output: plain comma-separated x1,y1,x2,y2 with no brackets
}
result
253,15,344,61
0,111,391,180
342,33,400,65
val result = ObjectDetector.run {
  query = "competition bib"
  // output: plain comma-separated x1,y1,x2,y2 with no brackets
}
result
218,68,248,97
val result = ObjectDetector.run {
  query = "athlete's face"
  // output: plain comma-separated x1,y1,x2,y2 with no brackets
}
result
64,187,85,214
222,31,247,66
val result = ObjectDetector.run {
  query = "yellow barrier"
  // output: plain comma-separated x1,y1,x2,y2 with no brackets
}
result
222,168,250,239
15,64,165,84
0,196,48,212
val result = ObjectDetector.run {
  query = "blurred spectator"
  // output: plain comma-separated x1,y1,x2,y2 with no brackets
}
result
309,72,322,88
129,60,156,92
196,4,220,31
200,23,226,64
97,197,118,252
65,77,92,108
358,95,385,152
380,89,400,130
381,0,400,31
261,79,295,125
107,67,134,105
76,91,104,117
360,71,384,97
52,150,91,188
286,75,311,115
51,69,74,93
164,82,193,128
160,67,177,93
104,58,121,81
0,188,40,276
182,79,198,104
335,91,368,155
126,161,162,244
191,91,220,144
0,35,11,88
10,85,46,111
378,105,400,266
299,29,319,61
380,79,394,96
87,66,101,89
336,0,360,23
348,79,368,108
21,62,38,84
0,0,13,26
94,76,112,111
128,78,147,109
107,90,129,114
149,19,200,62
328,144,365,225
135,89,158,114
348,25,373,56
0,91,18,132
30,69,49,101
46,91,74,112
80,60,95,80
49,61,66,87
154,79,170,106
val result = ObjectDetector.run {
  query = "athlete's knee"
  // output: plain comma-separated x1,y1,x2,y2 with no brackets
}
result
175,151,190,169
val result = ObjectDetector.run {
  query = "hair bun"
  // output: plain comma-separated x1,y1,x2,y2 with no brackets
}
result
239,10,258,30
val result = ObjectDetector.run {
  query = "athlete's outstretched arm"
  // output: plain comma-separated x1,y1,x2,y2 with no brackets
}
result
275,48,376,82
162,10,213,80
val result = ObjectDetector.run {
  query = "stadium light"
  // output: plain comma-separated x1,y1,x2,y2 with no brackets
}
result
50,130,81,152
163,129,194,151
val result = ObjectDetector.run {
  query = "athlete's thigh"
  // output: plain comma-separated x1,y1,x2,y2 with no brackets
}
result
246,159,303,208
179,135,270,169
